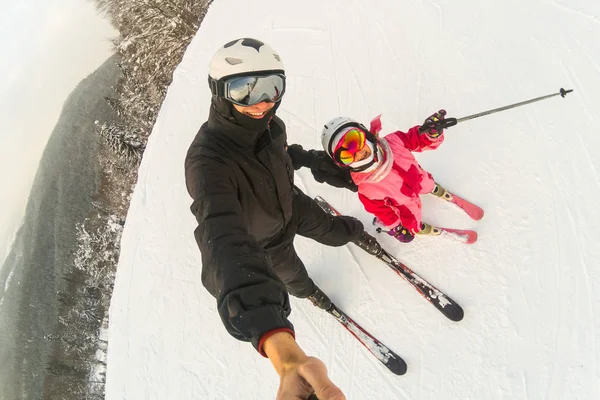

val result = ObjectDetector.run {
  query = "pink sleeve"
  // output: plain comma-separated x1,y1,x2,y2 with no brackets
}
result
358,193,421,233
358,193,401,227
392,125,444,152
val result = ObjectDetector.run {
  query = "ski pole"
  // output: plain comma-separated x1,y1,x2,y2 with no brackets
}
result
419,87,574,133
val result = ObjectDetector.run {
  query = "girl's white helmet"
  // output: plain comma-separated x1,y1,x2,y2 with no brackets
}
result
321,116,380,171
208,38,284,81
321,117,361,158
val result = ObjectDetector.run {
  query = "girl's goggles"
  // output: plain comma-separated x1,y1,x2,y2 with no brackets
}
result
218,73,286,106
333,128,367,165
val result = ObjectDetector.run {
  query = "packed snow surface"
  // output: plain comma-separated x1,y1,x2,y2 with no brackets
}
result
106,0,600,398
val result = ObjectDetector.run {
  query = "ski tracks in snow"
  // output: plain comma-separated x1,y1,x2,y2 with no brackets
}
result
422,0,444,31
550,1,600,25
540,125,598,395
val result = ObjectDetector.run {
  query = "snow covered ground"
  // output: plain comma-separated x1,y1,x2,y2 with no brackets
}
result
105,0,600,398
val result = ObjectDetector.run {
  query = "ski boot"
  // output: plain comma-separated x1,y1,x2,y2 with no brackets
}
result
417,222,442,236
307,286,332,311
352,231,382,256
431,182,453,201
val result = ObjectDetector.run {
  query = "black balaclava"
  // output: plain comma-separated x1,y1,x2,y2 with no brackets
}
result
212,96,281,134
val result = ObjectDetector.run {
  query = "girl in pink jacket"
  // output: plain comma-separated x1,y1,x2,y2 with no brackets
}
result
320,111,449,243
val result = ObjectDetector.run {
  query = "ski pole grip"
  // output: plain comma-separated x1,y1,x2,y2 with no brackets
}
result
441,117,458,129
418,117,458,134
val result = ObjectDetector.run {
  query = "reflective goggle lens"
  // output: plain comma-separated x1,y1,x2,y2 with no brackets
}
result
226,74,285,106
334,129,366,165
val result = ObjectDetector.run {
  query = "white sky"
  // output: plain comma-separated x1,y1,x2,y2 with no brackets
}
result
0,0,116,266
105,0,600,398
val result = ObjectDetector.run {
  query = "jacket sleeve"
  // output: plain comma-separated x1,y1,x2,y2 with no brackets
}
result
358,193,401,227
286,143,359,192
391,125,444,152
184,148,294,354
358,193,420,233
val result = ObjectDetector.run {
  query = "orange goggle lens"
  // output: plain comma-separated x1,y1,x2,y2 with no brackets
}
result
334,129,366,165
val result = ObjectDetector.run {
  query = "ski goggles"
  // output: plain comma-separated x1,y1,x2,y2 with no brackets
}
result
333,128,367,165
210,72,286,106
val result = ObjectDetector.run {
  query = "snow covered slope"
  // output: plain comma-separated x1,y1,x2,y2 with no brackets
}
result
106,0,600,398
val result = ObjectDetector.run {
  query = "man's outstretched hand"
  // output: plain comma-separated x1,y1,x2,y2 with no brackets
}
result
263,332,346,400
277,357,345,400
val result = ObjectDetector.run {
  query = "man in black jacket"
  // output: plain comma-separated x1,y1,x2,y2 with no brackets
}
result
185,38,375,399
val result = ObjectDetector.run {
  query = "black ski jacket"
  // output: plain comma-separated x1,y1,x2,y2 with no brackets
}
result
185,101,301,350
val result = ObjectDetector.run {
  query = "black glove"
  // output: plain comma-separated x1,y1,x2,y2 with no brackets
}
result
286,144,313,170
310,153,358,192
420,109,447,138
287,144,358,192
352,231,382,256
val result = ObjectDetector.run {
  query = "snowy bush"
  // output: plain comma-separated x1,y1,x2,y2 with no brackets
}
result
94,0,212,152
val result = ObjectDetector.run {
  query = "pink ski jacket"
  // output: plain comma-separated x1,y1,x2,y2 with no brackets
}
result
350,116,444,234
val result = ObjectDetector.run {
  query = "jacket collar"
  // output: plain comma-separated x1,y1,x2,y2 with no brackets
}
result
207,97,278,148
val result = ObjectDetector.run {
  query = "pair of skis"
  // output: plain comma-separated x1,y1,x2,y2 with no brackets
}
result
417,184,484,244
312,192,483,376
373,184,482,244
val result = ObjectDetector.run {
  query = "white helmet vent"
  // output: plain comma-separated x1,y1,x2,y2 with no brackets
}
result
225,57,243,65
209,38,285,81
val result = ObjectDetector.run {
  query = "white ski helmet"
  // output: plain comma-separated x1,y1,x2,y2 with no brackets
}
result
322,117,356,157
321,116,379,171
208,38,284,82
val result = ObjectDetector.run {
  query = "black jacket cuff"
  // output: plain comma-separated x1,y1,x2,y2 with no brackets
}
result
228,305,295,351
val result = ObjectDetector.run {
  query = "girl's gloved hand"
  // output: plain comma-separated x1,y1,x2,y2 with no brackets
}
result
387,224,415,243
420,109,447,139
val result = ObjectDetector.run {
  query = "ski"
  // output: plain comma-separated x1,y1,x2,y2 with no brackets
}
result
419,223,478,244
450,194,484,220
432,183,484,220
315,196,464,322
435,226,478,244
326,303,407,375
